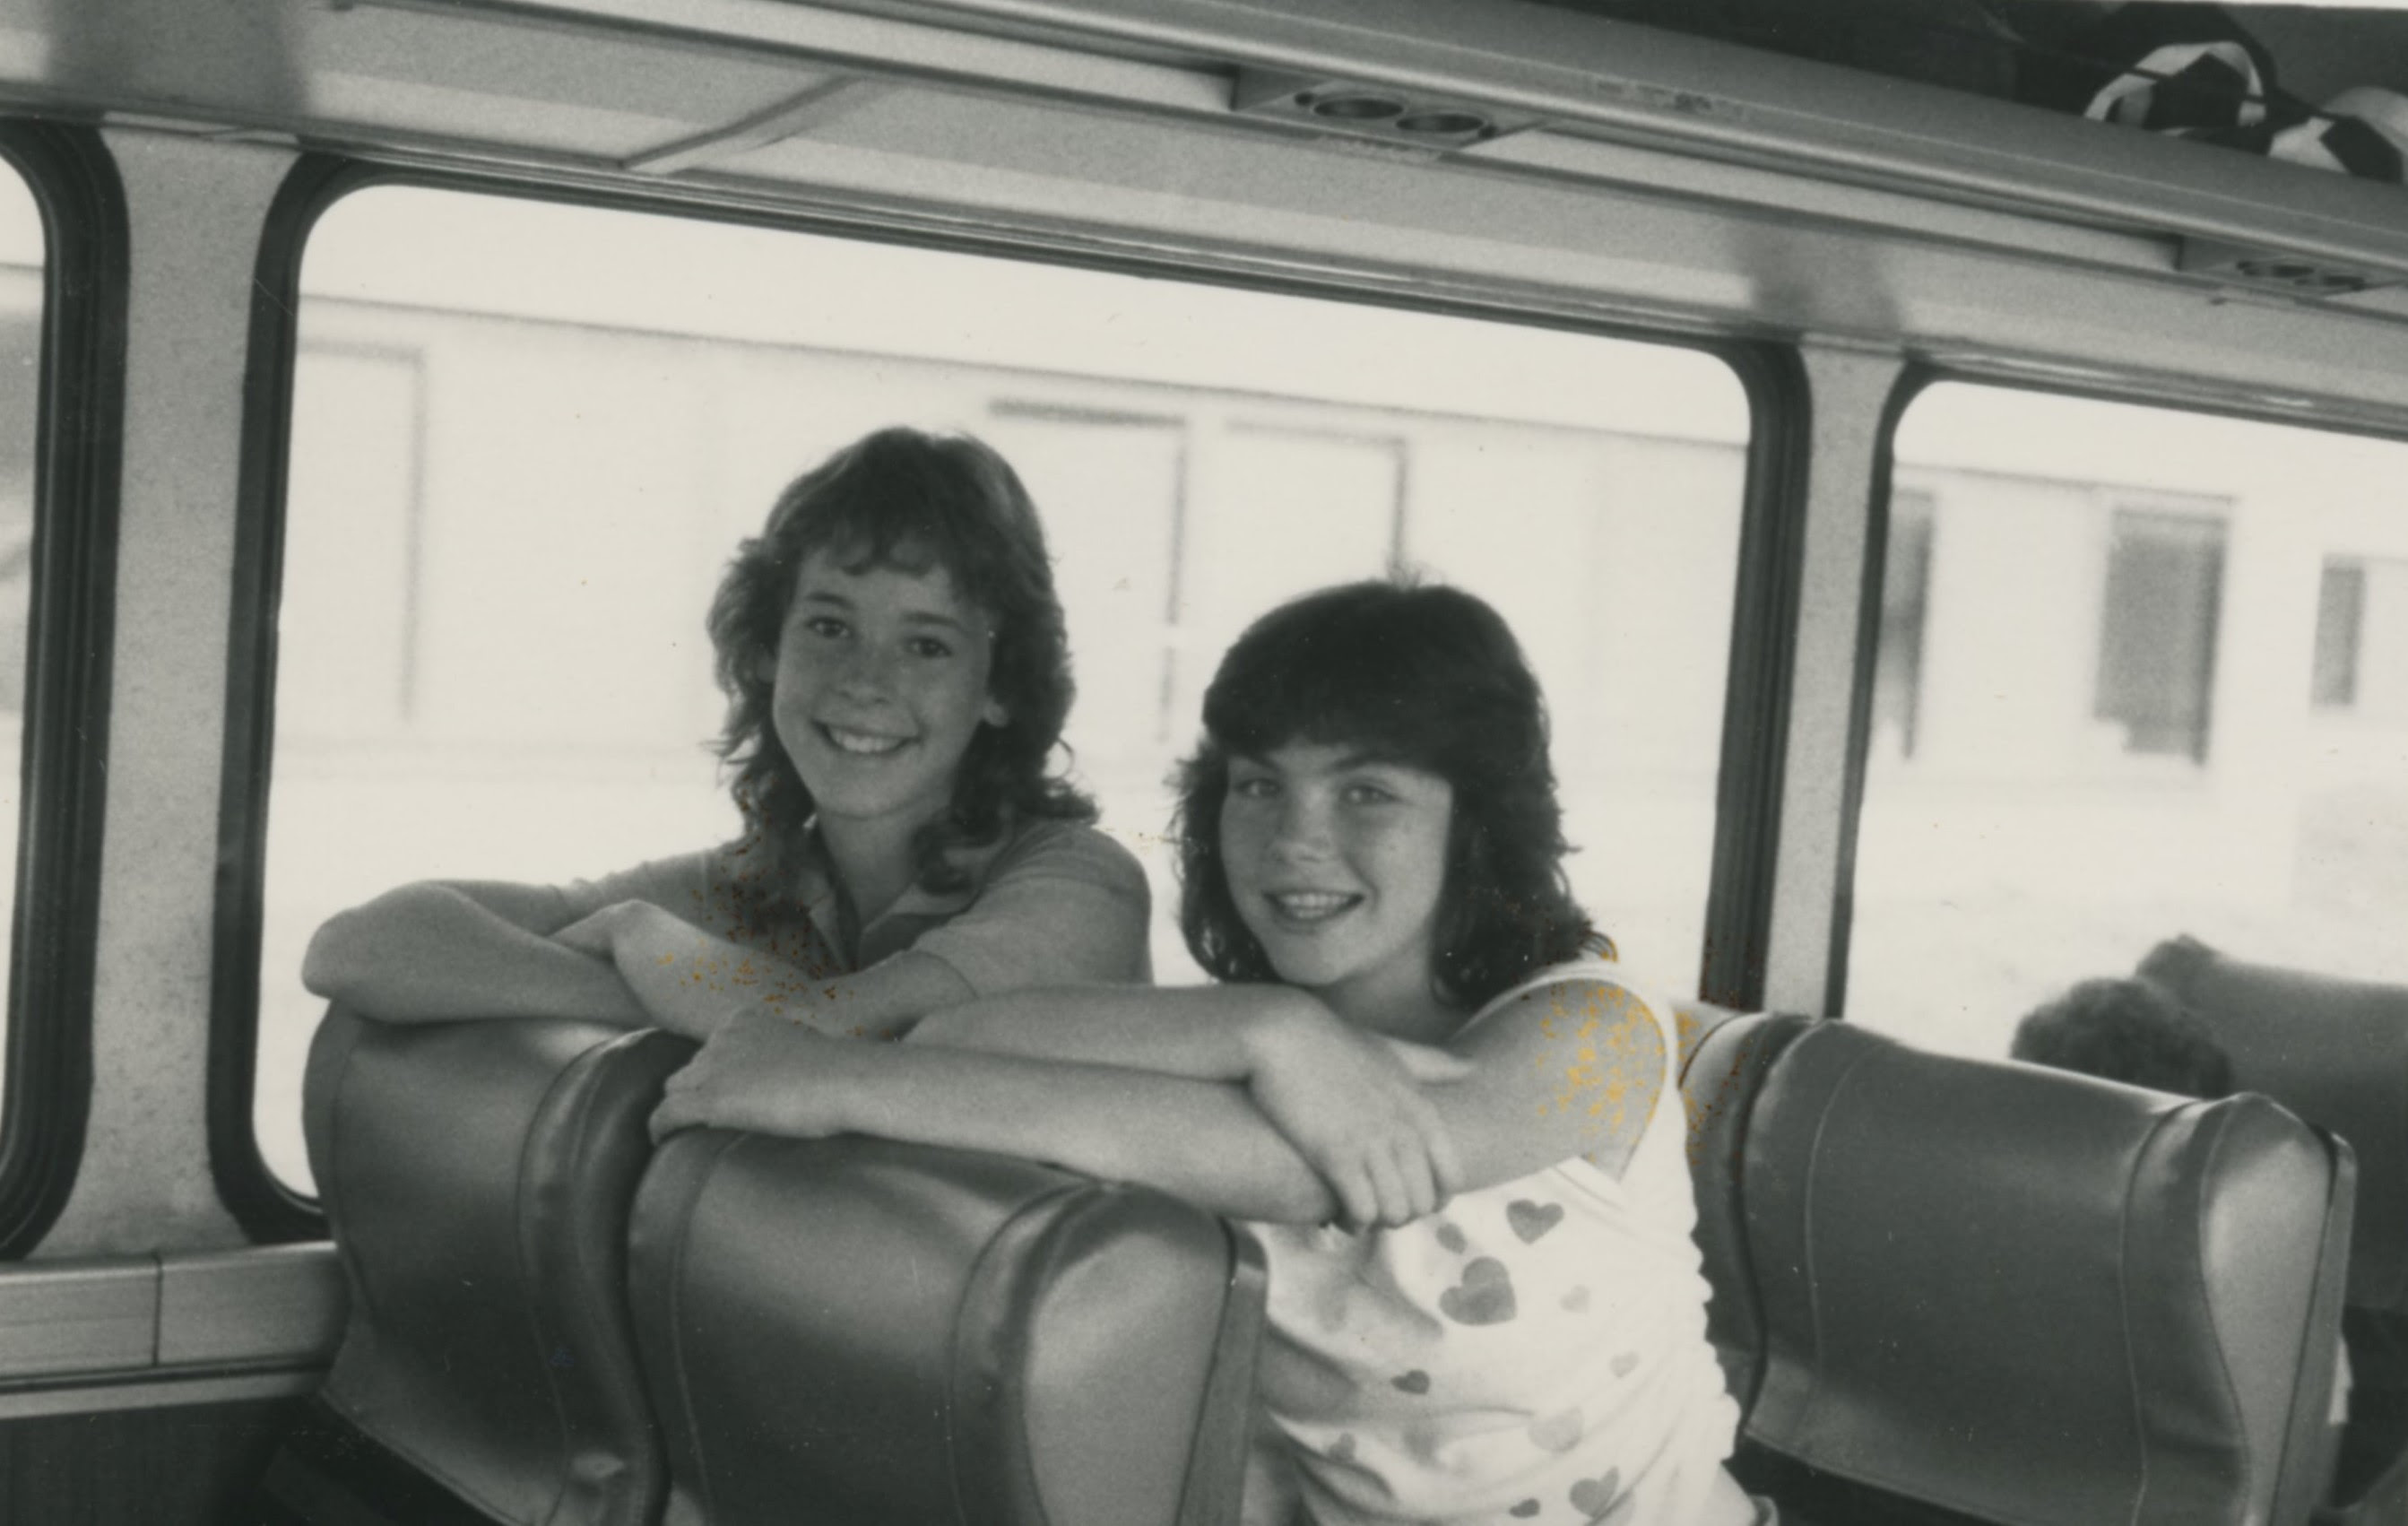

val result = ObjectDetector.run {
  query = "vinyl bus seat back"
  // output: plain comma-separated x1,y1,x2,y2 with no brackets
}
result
2139,935,2408,1317
626,1131,1268,1526
1676,1005,1820,1420
282,1006,692,1526
1739,1020,2352,1526
2138,934,2408,1524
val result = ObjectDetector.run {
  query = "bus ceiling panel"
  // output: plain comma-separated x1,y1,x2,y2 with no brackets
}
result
299,14,847,166
381,0,2408,282
344,0,1229,111
0,0,2167,289
1471,126,2161,276
0,0,849,169
674,99,2408,425
7,0,2408,299
13,0,2408,418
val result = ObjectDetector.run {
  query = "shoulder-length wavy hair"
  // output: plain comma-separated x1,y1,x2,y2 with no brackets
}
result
708,427,1093,896
1174,579,1605,1010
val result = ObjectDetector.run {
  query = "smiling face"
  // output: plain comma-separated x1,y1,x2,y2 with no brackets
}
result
767,547,1007,841
1219,740,1456,1029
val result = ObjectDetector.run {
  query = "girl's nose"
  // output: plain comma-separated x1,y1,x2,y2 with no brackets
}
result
833,643,897,699
1269,794,1337,861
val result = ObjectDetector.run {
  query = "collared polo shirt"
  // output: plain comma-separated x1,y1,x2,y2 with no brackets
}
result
556,815,1151,994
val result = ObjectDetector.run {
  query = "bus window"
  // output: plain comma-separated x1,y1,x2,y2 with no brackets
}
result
1849,382,2408,1058
255,185,1752,1192
0,168,39,1102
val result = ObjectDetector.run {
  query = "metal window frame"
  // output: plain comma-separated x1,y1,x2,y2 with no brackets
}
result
0,121,127,1256
208,152,1799,1233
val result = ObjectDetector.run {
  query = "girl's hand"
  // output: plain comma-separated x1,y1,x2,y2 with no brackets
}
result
650,1007,853,1141
1376,1033,1479,1085
550,900,635,960
554,901,758,1040
1245,997,1474,1231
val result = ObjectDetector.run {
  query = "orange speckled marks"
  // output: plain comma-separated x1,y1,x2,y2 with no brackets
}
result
681,828,849,1019
1531,984,1663,1143
1682,1038,1753,1173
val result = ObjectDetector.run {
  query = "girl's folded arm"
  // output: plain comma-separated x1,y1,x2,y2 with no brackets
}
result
301,880,649,1026
903,983,1326,1079
1425,977,1669,1191
911,983,1474,1224
655,1030,1339,1225
560,901,973,1041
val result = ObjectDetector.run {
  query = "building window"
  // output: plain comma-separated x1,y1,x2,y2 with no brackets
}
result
2093,507,2225,760
280,344,424,737
981,403,1186,749
2313,559,2365,710
1870,489,1936,761
1854,383,2408,1066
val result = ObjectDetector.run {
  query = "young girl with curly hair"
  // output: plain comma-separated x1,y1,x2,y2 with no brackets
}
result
304,427,1150,1052
654,580,1756,1526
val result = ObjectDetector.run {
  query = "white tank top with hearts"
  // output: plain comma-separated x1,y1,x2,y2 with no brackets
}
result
1240,963,1741,1526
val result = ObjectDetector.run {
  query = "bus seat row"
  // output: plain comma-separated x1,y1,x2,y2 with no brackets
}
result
272,991,2358,1526
282,1009,689,1526
271,1005,1266,1526
1704,1017,2351,1526
629,1131,1264,1526
2138,936,2408,1526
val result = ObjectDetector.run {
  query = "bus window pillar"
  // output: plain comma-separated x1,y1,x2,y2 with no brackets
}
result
1761,343,1904,1019
41,131,297,1257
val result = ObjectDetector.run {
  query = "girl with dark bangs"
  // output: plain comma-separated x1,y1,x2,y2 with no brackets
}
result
305,427,1151,1055
655,580,1760,1526
1174,581,1607,1008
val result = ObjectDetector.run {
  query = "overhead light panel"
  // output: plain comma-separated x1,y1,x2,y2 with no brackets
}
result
1232,68,1543,154
2178,238,2398,299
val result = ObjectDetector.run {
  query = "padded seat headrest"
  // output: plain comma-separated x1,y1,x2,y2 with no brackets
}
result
304,1008,689,1526
2142,933,2408,1314
628,1131,1266,1526
1677,1009,1817,1416
1743,1021,2350,1526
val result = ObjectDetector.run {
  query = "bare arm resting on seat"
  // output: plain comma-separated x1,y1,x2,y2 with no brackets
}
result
301,879,969,1040
551,900,969,1040
654,977,1663,1229
302,880,651,1027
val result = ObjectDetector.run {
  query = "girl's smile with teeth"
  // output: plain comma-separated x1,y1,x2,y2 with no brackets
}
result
1221,741,1454,1020
1266,889,1362,923
768,551,1009,837
819,723,911,757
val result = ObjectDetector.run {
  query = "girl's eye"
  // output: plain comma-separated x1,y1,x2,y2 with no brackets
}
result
1341,782,1397,805
802,615,849,640
1229,775,1279,801
907,636,955,660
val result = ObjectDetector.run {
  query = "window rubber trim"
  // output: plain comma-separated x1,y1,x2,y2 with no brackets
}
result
0,121,127,1256
1697,344,1809,1013
1820,363,1929,1019
208,152,1795,1236
209,154,369,1242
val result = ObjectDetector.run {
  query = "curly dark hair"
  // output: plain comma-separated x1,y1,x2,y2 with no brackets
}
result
2009,977,2233,1099
707,427,1093,897
1174,580,1606,1010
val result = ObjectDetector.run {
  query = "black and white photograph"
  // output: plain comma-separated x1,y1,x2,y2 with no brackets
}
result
0,2,2402,1523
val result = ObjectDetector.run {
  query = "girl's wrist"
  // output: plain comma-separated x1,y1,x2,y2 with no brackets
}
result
1238,986,1328,1076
